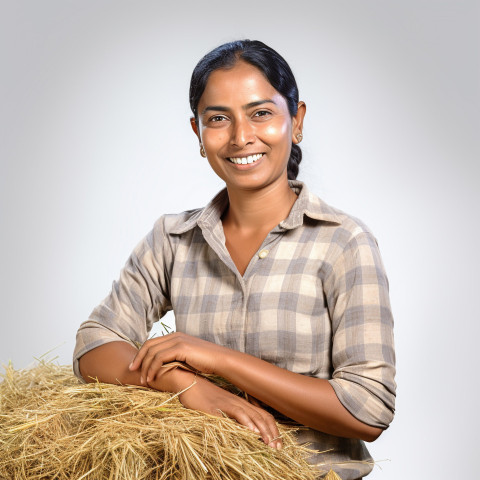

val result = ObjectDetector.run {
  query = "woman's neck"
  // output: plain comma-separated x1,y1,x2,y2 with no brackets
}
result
223,178,298,233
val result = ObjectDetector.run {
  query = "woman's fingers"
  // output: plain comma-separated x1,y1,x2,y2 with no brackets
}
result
140,348,158,384
129,336,178,384
140,344,180,384
253,409,281,450
225,393,279,446
224,404,282,450
179,376,282,449
229,405,281,449
130,333,222,379
130,335,175,371
243,395,281,447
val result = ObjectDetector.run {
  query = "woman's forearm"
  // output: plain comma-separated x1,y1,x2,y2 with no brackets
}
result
78,341,199,398
79,342,190,393
218,349,382,442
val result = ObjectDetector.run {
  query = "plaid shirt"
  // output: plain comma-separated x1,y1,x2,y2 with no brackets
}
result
74,181,396,479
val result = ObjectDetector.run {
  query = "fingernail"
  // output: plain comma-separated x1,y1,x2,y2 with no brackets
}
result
146,376,151,383
140,376,144,384
276,441,282,450
253,427,260,434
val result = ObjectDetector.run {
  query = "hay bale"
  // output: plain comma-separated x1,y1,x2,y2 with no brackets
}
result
0,361,329,480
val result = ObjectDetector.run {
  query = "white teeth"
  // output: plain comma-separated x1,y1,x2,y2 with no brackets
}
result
228,153,263,165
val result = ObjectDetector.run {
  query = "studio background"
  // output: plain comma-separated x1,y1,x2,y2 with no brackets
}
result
1,1,478,478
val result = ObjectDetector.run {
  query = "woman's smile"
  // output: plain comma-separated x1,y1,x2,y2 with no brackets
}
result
227,152,264,165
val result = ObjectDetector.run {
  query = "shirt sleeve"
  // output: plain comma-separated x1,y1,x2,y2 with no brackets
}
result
324,230,396,429
73,216,173,380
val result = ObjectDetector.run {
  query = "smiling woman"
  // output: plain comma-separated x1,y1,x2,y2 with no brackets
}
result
74,40,396,480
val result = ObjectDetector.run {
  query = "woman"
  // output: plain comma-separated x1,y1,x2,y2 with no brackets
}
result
74,40,396,480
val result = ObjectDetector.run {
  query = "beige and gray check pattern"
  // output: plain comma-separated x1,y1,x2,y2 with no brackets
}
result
74,181,395,479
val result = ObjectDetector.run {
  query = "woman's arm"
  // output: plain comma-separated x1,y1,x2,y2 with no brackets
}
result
78,341,283,449
220,348,383,442
79,339,379,442
130,334,382,442
79,341,143,385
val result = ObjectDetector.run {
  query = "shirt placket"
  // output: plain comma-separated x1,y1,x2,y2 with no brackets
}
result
241,227,287,351
199,221,248,352
200,220,287,353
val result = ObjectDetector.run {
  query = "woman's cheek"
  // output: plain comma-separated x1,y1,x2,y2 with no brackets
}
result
263,117,291,144
265,122,286,136
203,131,228,153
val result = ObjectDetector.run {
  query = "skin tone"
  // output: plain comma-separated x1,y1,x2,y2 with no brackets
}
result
79,60,382,449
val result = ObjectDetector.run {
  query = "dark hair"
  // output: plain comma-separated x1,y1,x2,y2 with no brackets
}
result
189,40,302,180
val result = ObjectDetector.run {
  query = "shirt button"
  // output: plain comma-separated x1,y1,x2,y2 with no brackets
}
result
258,249,269,259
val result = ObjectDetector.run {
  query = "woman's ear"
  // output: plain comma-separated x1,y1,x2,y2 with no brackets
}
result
292,101,306,144
190,117,200,141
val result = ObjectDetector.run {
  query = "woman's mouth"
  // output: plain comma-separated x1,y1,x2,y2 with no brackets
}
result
227,153,264,165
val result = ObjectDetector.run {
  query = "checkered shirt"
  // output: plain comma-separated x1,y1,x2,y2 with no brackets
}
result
74,180,396,479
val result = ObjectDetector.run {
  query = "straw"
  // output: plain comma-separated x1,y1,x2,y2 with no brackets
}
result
0,360,340,479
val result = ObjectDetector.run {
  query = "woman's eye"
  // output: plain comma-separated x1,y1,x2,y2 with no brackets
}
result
209,115,227,122
254,110,271,118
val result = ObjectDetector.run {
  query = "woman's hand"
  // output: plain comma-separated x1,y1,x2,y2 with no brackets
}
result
129,332,228,384
152,368,282,450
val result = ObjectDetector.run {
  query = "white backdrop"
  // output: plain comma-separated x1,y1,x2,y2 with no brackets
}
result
1,1,478,478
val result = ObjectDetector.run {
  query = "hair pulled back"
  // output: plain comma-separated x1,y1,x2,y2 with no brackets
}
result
189,40,302,180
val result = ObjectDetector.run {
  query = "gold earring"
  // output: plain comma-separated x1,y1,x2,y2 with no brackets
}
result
200,145,206,157
296,133,303,142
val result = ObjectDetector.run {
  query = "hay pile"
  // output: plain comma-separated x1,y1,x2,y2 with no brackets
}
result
0,361,339,480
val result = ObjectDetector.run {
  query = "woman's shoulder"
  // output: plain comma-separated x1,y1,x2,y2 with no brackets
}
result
150,208,203,238
291,181,376,244
152,187,229,237
321,201,375,242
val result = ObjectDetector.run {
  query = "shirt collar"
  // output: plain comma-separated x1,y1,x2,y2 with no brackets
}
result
280,180,341,229
170,180,341,235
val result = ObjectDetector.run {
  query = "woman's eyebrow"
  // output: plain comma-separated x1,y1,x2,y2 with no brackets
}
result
201,99,276,115
244,99,276,109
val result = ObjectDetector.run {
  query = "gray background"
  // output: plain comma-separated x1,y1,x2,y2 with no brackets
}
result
1,0,478,478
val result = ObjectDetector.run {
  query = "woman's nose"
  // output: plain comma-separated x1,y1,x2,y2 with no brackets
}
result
230,118,255,147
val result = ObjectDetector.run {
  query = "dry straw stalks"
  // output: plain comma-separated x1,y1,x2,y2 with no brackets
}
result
0,360,342,480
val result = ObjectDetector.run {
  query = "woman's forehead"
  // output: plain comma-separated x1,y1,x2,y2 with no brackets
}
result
199,62,284,109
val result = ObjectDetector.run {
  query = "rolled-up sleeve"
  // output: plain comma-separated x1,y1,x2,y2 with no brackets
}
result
325,230,396,429
73,216,173,380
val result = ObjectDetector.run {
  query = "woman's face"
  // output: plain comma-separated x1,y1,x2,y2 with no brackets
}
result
192,61,305,192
